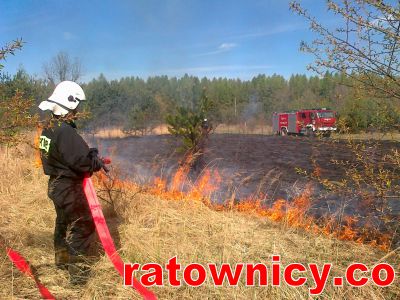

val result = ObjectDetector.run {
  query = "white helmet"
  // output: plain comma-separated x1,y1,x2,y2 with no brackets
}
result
39,81,86,116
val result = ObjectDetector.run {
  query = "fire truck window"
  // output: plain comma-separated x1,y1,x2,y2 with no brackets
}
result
310,113,315,119
301,113,306,119
317,112,335,118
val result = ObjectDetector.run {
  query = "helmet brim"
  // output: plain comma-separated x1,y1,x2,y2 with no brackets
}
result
38,100,69,116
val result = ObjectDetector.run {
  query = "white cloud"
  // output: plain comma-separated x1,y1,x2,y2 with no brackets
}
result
218,43,237,50
371,14,398,27
231,24,300,40
63,32,76,40
195,42,238,57
192,23,302,57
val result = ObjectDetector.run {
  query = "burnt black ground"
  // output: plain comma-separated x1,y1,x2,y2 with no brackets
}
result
86,134,399,239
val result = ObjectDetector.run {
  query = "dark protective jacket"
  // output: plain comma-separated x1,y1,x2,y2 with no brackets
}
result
39,121,103,179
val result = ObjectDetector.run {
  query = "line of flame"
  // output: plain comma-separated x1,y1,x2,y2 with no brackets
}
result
94,164,392,251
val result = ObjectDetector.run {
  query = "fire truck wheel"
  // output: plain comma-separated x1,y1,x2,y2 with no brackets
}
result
322,131,331,138
280,128,288,136
306,128,315,137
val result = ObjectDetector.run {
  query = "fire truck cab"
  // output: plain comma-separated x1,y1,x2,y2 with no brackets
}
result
272,108,337,137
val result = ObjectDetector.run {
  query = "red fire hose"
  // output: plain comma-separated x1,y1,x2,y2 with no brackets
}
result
83,159,157,300
5,247,56,299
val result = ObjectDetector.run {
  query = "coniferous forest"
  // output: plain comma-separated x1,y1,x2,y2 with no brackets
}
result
1,68,399,134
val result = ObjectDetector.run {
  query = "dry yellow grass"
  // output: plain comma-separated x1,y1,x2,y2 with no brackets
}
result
0,144,399,299
92,125,170,139
214,123,272,135
93,127,130,139
332,131,400,141
91,123,273,139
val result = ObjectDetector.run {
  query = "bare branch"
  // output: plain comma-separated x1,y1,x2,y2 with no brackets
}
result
42,51,83,84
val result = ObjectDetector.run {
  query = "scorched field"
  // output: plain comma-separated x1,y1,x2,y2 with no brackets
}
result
89,133,400,250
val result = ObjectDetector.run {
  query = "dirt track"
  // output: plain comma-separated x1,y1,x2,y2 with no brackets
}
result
88,134,399,218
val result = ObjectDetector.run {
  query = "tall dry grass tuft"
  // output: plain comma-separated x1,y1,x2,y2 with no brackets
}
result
0,145,399,299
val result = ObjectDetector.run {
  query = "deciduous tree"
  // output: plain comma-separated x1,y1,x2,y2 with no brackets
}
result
43,51,83,85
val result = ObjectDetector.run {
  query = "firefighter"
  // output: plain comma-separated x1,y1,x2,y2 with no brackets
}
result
38,81,104,284
201,118,212,138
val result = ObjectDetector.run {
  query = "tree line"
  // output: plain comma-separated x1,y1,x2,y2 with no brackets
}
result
1,68,399,134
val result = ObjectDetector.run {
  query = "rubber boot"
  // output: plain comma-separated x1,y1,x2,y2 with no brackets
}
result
55,248,69,271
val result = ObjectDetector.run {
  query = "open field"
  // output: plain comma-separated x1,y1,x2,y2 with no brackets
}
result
90,134,399,210
0,144,399,299
89,125,399,141
88,133,399,251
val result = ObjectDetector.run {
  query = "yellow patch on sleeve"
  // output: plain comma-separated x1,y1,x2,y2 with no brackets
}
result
39,136,51,153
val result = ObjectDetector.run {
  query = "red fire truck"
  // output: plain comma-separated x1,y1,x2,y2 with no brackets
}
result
272,108,337,137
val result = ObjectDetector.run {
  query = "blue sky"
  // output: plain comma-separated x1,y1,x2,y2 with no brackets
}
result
1,0,337,81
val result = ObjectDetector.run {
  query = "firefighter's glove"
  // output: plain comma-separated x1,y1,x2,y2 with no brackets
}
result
88,148,104,173
88,148,99,157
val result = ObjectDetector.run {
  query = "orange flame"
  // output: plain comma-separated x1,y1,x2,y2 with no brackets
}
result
94,163,392,252
170,164,189,192
33,127,42,168
188,169,221,201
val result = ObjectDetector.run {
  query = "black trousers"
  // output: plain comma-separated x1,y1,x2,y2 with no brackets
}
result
48,176,96,257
